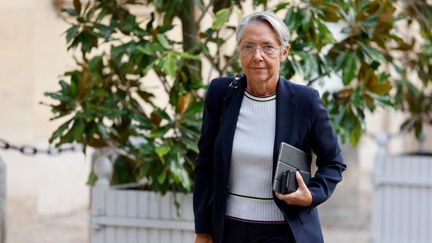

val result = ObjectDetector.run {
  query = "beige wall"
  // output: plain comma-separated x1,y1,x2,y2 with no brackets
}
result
0,0,75,140
0,0,90,215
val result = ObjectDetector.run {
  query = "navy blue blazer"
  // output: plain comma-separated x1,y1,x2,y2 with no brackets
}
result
193,76,346,243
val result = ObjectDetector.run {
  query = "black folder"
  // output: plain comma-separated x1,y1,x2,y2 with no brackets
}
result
273,142,312,194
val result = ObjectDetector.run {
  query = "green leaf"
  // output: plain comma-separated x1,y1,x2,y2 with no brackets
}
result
349,116,362,147
162,52,177,77
175,51,200,60
370,93,395,107
65,25,79,44
183,139,199,153
155,145,171,158
301,9,312,31
359,42,385,63
316,20,334,46
171,144,187,156
80,30,98,53
178,167,192,191
320,3,341,22
342,53,357,85
86,170,98,186
94,23,113,39
149,126,170,138
149,42,165,53
111,43,130,59
72,118,85,142
49,119,73,144
156,34,170,49
70,78,78,97
158,170,167,184
153,107,171,120
181,118,202,128
111,156,135,185
89,56,102,71
212,8,230,29
61,8,78,17
183,101,204,116
59,80,70,94
351,90,362,108
275,3,290,12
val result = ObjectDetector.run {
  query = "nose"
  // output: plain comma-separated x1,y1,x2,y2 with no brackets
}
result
252,47,264,61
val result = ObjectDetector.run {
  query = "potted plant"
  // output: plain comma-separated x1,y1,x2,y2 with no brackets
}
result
45,0,242,241
44,0,431,242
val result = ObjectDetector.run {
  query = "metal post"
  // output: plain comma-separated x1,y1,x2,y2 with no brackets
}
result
0,155,6,243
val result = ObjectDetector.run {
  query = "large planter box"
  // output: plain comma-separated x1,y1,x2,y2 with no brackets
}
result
373,151,432,243
91,188,195,243
90,150,195,243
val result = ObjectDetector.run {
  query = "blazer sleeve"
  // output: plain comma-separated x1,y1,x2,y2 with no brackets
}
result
308,89,347,208
193,80,223,234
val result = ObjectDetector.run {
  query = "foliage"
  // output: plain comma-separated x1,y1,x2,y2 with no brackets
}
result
44,0,432,194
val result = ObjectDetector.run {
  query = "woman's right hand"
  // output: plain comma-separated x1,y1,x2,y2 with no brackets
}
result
194,233,213,243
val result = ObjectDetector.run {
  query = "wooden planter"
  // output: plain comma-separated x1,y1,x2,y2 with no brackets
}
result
90,150,195,243
372,134,432,243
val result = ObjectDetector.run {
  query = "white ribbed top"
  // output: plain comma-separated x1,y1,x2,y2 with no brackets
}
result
225,91,285,223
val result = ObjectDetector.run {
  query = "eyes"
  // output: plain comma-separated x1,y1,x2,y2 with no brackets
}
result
239,43,280,55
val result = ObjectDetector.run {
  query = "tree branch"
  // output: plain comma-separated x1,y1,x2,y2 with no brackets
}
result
196,0,212,26
306,71,331,86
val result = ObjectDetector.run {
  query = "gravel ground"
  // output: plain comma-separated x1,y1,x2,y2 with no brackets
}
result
6,197,369,243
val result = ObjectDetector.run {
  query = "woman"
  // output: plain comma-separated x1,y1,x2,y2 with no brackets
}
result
193,11,346,243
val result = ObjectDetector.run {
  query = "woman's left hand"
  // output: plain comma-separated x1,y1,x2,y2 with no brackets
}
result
275,171,312,207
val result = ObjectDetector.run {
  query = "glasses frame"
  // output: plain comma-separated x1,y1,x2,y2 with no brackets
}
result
238,43,282,56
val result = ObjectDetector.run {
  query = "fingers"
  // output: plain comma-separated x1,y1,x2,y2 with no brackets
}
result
296,171,306,188
275,191,295,205
275,171,313,207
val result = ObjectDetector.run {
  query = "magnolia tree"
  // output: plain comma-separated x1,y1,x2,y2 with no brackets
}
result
45,0,431,194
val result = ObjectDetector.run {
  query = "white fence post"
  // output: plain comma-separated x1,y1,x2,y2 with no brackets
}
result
372,132,389,243
0,155,6,243
91,148,113,243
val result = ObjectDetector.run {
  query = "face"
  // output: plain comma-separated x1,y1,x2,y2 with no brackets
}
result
238,21,289,93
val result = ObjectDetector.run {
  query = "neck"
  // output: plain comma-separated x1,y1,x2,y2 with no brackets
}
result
246,78,278,97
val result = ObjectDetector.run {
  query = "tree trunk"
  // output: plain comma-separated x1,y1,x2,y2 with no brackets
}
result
179,0,201,74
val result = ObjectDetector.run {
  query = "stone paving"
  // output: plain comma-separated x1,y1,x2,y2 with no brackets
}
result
6,197,88,243
6,197,370,243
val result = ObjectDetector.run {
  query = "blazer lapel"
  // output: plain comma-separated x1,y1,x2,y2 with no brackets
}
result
220,77,246,181
273,78,297,175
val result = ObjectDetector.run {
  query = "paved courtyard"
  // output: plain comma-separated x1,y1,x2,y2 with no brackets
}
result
7,197,88,243
6,197,370,243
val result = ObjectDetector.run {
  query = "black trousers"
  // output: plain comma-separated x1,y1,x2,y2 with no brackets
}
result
222,217,296,243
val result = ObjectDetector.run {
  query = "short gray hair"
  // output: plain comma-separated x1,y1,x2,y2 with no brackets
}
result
236,11,290,48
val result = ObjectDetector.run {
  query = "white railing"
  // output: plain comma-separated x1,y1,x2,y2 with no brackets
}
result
372,133,432,243
90,149,195,243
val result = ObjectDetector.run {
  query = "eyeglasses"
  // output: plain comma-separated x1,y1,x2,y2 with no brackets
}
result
239,44,281,56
